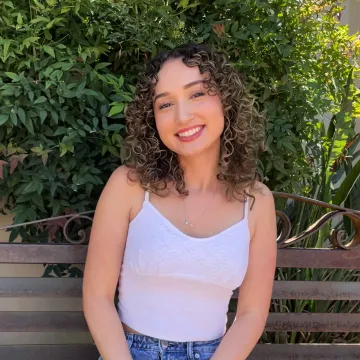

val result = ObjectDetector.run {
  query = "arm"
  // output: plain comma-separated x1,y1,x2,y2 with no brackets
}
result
82,166,136,360
211,183,277,360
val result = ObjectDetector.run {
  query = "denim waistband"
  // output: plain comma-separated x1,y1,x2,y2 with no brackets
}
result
124,331,223,352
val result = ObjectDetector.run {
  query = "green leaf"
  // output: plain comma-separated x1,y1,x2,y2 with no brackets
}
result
62,62,73,71
46,0,56,6
95,62,111,70
39,110,47,123
9,228,19,243
22,36,40,48
51,111,59,124
0,114,9,125
17,107,26,124
33,195,44,208
82,89,98,96
34,96,47,104
108,104,124,117
54,127,67,136
60,109,66,121
5,72,20,82
107,145,119,157
10,111,17,125
28,91,34,102
51,70,63,80
45,80,52,89
21,181,38,194
332,160,360,206
51,200,61,216
59,143,68,157
231,21,239,35
31,145,43,153
25,117,35,135
327,69,354,171
163,40,175,49
17,13,23,25
43,45,55,58
118,75,124,87
50,182,57,197
107,124,124,131
31,16,49,24
4,1,15,8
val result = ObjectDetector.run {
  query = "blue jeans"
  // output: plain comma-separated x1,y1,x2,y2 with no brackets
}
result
99,331,223,359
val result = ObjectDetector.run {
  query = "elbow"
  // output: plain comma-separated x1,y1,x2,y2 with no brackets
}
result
234,310,268,333
82,287,115,317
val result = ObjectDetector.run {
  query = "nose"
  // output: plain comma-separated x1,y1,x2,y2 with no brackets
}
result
175,102,193,125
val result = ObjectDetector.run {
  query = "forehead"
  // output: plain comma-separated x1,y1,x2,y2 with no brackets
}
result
154,58,206,93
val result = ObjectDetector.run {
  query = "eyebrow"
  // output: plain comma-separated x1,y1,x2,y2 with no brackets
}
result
153,79,205,103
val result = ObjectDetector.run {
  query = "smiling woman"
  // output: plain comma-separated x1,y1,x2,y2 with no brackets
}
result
153,60,224,158
82,43,277,360
124,44,265,198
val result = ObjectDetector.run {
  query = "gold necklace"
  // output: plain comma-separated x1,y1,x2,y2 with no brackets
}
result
183,191,216,228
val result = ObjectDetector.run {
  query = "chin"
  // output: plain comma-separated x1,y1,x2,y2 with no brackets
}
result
174,142,219,158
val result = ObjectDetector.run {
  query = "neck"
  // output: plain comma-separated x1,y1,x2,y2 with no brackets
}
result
178,144,221,194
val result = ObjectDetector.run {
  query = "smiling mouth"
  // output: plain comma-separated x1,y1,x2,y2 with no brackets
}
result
176,126,204,138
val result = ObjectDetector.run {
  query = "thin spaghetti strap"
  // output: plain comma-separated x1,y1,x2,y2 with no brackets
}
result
144,190,150,202
244,196,249,219
243,189,250,219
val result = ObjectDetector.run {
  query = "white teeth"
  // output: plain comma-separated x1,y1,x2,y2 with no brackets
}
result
178,126,202,138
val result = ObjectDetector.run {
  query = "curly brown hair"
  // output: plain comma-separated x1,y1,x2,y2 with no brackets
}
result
124,43,265,201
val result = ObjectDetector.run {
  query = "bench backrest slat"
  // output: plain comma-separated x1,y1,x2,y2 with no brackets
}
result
2,278,359,301
2,244,360,269
0,345,98,360
0,311,88,332
232,280,360,300
249,344,360,360
0,278,82,297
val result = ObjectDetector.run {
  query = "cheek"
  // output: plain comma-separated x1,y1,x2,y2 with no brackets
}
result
154,114,174,145
202,98,224,131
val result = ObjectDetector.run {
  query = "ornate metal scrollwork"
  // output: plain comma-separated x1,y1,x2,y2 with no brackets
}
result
273,192,360,250
63,213,94,244
0,211,94,244
0,192,359,248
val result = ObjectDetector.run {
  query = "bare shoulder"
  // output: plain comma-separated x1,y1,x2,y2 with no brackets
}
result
106,165,138,188
103,165,142,197
94,165,144,218
248,180,274,210
250,180,273,196
247,181,276,238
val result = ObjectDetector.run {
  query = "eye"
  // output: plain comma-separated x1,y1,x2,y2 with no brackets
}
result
159,102,172,110
191,91,205,99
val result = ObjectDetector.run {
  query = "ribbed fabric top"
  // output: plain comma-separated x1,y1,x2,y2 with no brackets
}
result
118,191,251,342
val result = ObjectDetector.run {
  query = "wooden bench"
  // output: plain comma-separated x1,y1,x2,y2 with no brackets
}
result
0,192,359,359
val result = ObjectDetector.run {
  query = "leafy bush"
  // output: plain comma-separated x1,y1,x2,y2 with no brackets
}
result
0,0,359,243
0,0,190,241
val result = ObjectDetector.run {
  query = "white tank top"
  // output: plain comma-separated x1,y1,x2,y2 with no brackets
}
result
118,191,250,342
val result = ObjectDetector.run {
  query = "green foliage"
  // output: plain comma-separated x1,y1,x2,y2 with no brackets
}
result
0,0,191,236
0,0,359,238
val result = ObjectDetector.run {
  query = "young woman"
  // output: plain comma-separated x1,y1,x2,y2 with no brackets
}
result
83,43,277,360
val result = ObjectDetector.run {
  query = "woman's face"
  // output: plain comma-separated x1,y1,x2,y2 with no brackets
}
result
153,58,224,158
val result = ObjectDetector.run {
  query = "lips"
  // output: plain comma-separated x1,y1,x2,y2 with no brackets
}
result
175,125,205,142
177,126,203,138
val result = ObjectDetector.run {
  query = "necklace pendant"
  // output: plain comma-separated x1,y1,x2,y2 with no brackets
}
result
184,220,193,228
